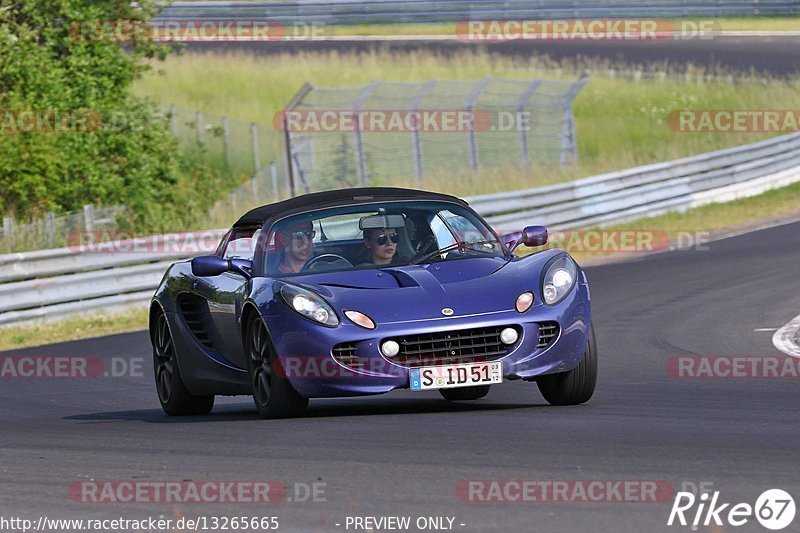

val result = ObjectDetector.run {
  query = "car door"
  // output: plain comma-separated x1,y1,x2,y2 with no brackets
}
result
190,226,259,370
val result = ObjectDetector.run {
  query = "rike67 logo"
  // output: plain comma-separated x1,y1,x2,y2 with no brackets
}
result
668,488,795,530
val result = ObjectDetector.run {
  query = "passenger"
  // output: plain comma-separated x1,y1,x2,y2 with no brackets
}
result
275,221,315,274
362,227,407,266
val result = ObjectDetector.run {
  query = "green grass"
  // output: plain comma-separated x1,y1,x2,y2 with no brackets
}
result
135,49,800,201
0,308,149,351
608,179,800,234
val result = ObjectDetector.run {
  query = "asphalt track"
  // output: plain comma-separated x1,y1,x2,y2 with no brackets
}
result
2,219,800,532
184,36,800,76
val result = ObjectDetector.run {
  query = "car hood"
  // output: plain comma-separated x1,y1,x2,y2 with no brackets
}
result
288,255,554,324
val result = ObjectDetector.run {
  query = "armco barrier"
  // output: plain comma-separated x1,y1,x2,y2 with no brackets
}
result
1,132,799,326
469,132,800,229
158,1,800,26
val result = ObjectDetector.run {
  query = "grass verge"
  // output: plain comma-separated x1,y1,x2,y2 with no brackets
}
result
0,308,149,351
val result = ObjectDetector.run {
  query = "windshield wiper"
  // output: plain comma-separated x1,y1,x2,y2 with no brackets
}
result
410,239,501,265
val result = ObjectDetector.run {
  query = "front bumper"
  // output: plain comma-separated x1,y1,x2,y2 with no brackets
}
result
266,281,591,398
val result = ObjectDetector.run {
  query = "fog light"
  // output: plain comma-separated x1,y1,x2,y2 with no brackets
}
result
500,327,518,345
515,291,534,313
381,340,400,358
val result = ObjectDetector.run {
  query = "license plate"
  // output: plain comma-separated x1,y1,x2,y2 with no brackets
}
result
409,361,503,391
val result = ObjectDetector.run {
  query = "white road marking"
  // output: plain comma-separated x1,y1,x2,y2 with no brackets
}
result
754,327,778,332
772,313,800,359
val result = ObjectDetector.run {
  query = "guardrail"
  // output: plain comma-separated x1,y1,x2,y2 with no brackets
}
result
469,131,800,229
1,131,799,326
158,1,800,25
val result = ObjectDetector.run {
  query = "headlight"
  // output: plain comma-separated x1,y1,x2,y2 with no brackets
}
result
279,284,339,327
541,255,577,305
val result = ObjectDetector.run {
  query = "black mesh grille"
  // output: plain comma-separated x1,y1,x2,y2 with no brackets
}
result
332,342,362,369
537,322,559,349
178,295,215,349
388,325,519,368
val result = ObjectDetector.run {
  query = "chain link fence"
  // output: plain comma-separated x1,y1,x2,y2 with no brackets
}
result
282,75,589,195
2,75,590,250
0,205,128,254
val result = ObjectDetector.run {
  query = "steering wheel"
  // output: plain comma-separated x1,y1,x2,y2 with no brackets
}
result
413,236,439,261
302,253,353,272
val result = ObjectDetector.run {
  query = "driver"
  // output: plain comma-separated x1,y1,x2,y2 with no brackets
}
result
275,220,315,274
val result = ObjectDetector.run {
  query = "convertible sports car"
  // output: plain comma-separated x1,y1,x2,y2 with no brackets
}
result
149,187,596,418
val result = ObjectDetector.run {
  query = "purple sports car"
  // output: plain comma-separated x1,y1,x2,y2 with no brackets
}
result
149,187,596,418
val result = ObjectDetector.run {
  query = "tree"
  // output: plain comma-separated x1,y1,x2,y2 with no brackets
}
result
0,0,189,229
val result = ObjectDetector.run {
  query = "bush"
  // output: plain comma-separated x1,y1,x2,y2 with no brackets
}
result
0,0,223,231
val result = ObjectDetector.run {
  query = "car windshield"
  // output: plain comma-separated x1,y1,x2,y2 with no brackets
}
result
262,200,506,276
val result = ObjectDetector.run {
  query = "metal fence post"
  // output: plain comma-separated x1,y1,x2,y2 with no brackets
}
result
251,122,260,175
170,104,178,137
270,162,280,200
282,83,314,198
560,73,591,165
2,217,14,247
196,111,204,143
45,212,56,248
518,80,542,168
353,82,380,186
83,205,95,233
222,116,231,168
251,176,259,200
408,80,436,181
465,77,492,170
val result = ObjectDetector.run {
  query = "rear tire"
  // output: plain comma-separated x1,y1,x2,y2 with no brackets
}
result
151,310,215,416
246,317,308,419
537,326,597,406
439,385,491,401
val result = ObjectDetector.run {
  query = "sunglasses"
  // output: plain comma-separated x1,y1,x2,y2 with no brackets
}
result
374,233,399,246
290,230,316,241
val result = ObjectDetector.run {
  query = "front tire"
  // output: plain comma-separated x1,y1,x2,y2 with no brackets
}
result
439,385,491,401
537,326,597,405
151,310,215,416
246,317,308,419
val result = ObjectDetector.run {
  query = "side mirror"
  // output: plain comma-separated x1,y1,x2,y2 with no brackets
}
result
522,225,548,247
191,255,253,279
500,225,548,253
